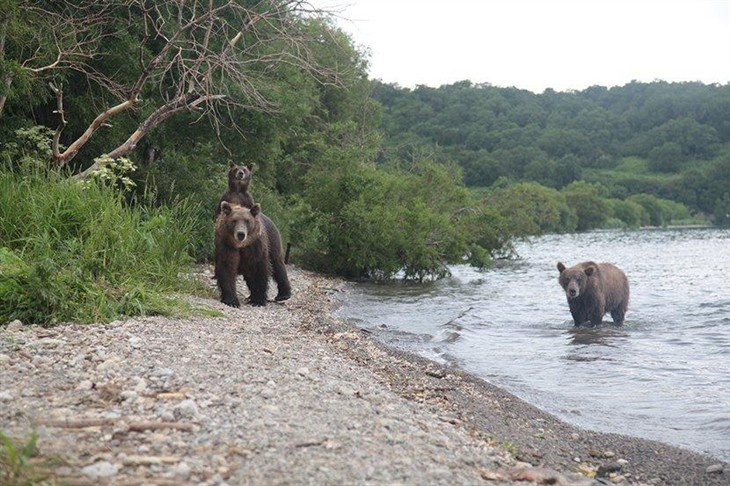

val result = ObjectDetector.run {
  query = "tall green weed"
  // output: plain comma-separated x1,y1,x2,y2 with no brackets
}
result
0,169,203,324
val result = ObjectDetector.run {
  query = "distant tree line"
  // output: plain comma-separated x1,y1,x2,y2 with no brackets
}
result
372,80,730,227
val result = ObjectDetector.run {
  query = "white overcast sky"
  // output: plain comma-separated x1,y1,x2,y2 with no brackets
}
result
310,0,730,93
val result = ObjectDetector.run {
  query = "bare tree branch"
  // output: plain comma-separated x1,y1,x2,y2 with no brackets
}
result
8,0,351,172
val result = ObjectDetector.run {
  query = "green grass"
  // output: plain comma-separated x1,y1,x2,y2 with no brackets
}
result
0,169,214,325
0,430,51,485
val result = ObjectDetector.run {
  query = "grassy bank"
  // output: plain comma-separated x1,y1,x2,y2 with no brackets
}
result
0,169,211,325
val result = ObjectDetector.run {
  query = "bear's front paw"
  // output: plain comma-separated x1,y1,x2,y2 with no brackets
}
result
249,298,267,307
222,296,240,308
274,292,291,302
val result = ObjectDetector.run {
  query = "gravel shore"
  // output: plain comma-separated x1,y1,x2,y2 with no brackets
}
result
0,266,726,485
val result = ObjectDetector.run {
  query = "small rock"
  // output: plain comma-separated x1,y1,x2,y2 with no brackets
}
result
173,399,199,419
6,320,23,331
597,462,623,478
154,367,175,378
172,462,191,480
34,338,64,347
76,380,94,391
706,464,724,474
128,336,143,348
121,390,138,402
97,356,122,371
296,367,310,377
81,460,119,479
610,474,626,484
604,450,616,458
157,408,175,421
260,388,275,399
0,391,13,401
573,457,581,463
133,378,148,393
616,459,629,467
0,354,11,365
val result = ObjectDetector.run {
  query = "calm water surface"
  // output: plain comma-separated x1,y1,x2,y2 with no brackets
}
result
337,228,730,460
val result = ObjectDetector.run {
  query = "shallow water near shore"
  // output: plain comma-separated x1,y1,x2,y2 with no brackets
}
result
337,228,730,461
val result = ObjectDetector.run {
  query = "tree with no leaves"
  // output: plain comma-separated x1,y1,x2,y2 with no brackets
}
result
0,0,349,177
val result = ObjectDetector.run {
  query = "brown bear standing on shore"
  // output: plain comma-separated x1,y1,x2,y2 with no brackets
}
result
557,261,629,326
215,201,291,307
215,163,255,219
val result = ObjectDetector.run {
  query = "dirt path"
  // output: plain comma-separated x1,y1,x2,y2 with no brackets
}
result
0,267,726,485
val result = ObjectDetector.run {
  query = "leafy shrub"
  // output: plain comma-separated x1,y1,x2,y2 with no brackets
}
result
627,193,667,226
561,181,610,231
0,169,203,324
488,182,576,235
291,156,506,280
714,193,730,228
608,198,647,228
626,193,695,226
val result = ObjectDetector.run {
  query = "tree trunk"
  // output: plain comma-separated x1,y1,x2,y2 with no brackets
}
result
73,93,224,179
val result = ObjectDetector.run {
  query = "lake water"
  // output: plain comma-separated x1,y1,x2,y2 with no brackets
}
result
337,228,730,461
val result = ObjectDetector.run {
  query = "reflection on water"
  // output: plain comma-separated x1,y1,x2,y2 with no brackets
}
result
565,326,629,347
338,228,730,460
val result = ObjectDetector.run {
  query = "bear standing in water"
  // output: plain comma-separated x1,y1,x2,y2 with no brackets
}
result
557,261,629,326
215,201,291,307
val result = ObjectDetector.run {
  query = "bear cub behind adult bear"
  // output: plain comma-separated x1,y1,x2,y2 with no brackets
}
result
215,163,255,219
215,201,291,307
557,261,629,326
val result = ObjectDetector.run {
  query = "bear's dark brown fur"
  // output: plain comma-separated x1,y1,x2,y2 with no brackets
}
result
215,201,291,307
215,163,255,219
557,261,629,326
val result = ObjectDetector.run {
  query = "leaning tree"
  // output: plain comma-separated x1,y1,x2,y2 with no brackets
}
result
0,0,351,177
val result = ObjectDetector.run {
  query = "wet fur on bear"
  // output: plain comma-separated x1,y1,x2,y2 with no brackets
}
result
557,261,629,326
215,163,255,219
215,201,291,307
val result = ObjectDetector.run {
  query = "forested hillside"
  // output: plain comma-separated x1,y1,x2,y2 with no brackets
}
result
373,81,730,227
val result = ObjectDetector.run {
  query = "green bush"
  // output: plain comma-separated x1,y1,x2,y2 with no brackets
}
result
0,169,204,325
291,156,506,280
608,198,647,228
714,193,730,228
488,182,576,235
626,193,696,226
561,181,610,231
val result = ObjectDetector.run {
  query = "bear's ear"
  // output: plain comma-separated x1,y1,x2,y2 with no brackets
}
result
228,160,235,168
250,203,261,217
557,262,566,273
584,264,597,276
246,163,254,172
220,201,232,216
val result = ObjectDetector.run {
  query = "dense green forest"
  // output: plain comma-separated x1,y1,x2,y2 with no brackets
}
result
1,1,729,323
372,80,730,230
